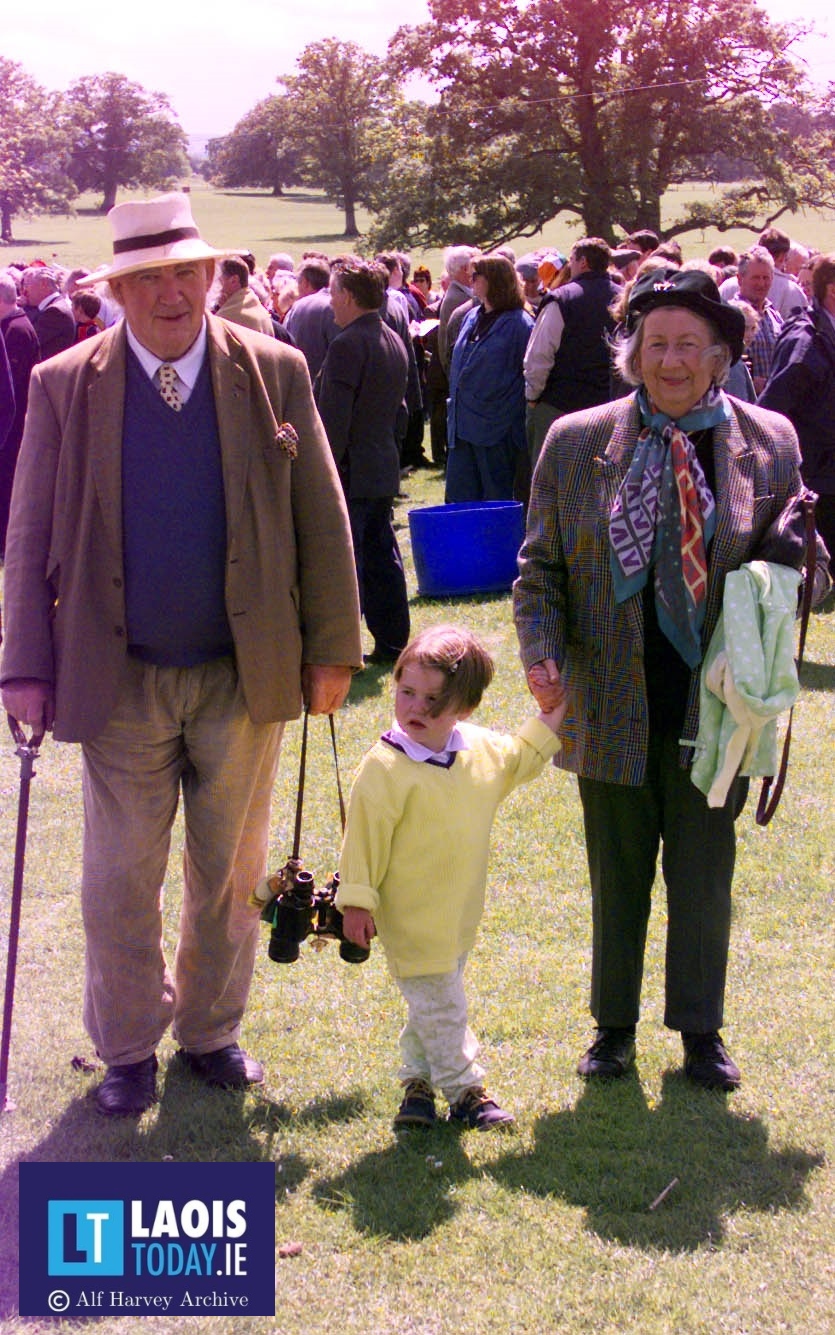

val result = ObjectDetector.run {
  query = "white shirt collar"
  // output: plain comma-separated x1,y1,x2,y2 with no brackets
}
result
125,317,208,390
388,720,469,764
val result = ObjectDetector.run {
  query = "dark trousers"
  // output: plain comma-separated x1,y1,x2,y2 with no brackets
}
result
444,436,517,503
348,496,410,658
578,731,747,1033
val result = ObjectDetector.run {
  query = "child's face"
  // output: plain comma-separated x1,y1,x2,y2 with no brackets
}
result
394,662,467,753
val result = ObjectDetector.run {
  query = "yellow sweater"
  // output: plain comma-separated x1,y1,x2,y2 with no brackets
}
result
335,717,561,977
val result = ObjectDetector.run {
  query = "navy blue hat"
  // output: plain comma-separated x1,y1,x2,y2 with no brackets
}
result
625,265,745,362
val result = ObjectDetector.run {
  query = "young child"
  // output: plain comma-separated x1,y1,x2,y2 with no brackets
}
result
335,624,567,1132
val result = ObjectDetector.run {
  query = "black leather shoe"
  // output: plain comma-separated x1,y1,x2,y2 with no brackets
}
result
682,1031,741,1091
95,1055,158,1117
577,1027,636,1079
363,649,401,666
181,1043,264,1089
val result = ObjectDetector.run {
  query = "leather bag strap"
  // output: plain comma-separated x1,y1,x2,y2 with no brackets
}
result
755,497,818,826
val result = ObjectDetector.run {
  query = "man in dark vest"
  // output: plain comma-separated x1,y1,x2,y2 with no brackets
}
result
523,237,618,468
1,193,362,1117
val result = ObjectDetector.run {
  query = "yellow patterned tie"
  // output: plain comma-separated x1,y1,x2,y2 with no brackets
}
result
157,363,183,412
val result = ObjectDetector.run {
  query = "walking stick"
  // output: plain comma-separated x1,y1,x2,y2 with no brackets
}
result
1,717,44,1113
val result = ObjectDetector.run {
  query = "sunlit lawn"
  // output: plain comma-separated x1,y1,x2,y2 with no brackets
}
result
0,459,833,1333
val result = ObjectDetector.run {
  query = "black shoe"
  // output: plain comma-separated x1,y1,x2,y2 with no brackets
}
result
95,1055,158,1117
448,1086,515,1131
181,1043,264,1089
363,649,401,666
577,1027,636,1079
393,1079,436,1129
682,1031,741,1091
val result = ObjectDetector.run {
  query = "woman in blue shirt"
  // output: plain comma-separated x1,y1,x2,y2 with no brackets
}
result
446,255,533,503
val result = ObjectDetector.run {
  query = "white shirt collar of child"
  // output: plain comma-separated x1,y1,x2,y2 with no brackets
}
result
389,721,469,764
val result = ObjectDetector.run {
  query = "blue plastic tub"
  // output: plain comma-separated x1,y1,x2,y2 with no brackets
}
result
408,501,524,598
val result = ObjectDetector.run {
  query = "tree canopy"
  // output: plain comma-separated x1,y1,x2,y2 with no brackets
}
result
65,72,188,213
207,96,301,196
367,0,835,249
276,39,399,237
0,58,75,242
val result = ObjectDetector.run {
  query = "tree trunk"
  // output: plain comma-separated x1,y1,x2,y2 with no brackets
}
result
101,179,118,213
1,203,13,243
343,195,359,238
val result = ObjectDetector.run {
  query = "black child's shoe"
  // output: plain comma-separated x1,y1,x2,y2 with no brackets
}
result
448,1086,515,1131
393,1079,437,1128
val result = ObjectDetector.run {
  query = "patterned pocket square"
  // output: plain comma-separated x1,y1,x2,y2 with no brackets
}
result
275,422,299,458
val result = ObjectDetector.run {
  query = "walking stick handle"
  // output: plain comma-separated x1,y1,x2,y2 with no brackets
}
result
7,716,45,755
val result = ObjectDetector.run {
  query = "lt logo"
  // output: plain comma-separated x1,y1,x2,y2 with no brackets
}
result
47,1201,125,1275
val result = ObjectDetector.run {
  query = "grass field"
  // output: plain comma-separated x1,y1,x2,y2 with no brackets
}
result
2,179,834,278
0,456,833,1332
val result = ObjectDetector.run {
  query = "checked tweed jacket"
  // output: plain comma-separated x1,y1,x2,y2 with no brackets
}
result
513,391,802,786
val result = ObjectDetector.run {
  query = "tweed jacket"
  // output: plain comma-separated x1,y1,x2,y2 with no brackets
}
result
0,314,363,741
513,392,802,785
214,286,275,337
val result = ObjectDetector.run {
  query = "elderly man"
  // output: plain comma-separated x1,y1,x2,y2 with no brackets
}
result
719,230,806,323
523,237,618,467
728,247,784,394
19,266,75,360
315,257,409,665
759,251,835,562
0,193,362,1117
213,255,275,336
438,246,476,368
283,257,337,381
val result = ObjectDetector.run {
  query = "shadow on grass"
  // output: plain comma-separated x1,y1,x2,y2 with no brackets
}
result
0,1059,323,1322
798,659,835,691
490,1069,825,1252
346,662,394,705
1,238,66,250
311,1072,822,1248
282,234,357,246
312,1127,476,1241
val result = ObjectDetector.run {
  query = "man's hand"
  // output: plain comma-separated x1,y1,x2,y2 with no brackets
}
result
301,664,353,715
1,678,55,734
526,658,564,713
341,906,377,949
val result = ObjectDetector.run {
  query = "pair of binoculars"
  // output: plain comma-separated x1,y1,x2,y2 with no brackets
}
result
252,858,370,965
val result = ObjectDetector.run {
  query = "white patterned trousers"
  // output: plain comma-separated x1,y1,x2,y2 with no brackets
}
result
394,955,486,1102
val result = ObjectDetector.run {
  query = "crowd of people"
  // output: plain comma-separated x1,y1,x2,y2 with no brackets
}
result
0,192,831,1126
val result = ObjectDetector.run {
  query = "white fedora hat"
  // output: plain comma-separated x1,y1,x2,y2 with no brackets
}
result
75,192,225,286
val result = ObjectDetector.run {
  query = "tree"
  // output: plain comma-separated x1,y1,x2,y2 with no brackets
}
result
375,0,835,249
65,72,188,213
0,58,75,242
207,96,301,196
278,39,398,237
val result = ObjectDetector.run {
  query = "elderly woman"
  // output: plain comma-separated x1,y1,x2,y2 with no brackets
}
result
445,255,533,504
514,267,804,1091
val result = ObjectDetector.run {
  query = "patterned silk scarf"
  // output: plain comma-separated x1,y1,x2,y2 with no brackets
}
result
609,387,730,668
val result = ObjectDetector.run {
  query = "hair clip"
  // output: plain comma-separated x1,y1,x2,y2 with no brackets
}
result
448,659,460,674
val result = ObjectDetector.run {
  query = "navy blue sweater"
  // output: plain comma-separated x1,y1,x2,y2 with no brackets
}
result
122,349,233,666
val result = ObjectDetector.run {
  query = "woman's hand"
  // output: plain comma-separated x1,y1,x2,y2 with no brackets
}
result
341,907,377,949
